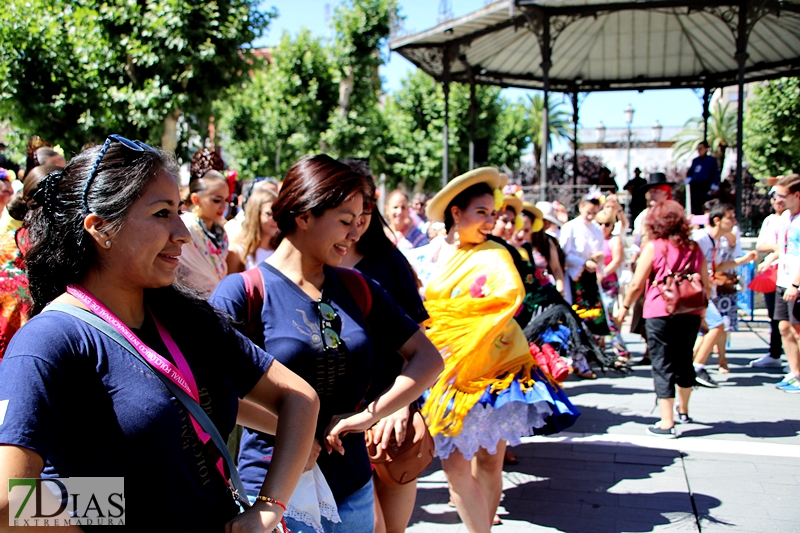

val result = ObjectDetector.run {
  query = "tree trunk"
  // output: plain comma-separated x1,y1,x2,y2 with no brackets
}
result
339,65,354,114
161,110,181,152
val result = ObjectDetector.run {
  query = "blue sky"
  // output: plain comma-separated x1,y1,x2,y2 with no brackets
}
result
255,0,704,142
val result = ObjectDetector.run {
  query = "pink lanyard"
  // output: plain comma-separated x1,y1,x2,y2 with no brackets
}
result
65,284,227,487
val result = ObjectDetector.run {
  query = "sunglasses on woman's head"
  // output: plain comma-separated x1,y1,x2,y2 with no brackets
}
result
82,134,156,214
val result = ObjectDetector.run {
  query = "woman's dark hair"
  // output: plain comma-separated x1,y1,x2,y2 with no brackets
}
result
25,142,179,314
187,170,227,202
7,164,62,221
338,158,390,257
190,148,225,181
271,154,370,246
24,136,54,176
444,182,495,233
646,200,694,250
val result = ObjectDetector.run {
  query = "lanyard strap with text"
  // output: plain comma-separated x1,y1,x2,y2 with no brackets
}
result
64,284,228,487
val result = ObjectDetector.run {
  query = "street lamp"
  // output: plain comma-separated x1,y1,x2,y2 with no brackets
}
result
624,104,634,183
596,122,606,145
652,120,663,144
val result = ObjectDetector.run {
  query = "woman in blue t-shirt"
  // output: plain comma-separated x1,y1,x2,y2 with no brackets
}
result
210,154,443,533
339,159,428,533
0,137,319,532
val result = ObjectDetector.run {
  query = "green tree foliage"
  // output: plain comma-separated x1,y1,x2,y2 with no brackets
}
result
322,0,395,163
671,100,737,172
0,0,273,150
743,77,800,180
214,29,337,179
382,70,447,191
381,69,532,191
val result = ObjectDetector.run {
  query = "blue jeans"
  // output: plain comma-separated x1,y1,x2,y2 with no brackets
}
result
248,478,374,533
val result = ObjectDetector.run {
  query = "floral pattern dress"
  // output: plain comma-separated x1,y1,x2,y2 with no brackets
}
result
0,229,31,360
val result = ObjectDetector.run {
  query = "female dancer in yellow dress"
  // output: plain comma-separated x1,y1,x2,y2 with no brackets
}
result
420,168,579,533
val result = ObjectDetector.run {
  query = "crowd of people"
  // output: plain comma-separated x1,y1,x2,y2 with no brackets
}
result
0,134,792,533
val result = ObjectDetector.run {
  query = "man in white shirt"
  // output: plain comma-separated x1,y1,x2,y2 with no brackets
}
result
771,174,800,393
559,197,604,305
751,187,786,367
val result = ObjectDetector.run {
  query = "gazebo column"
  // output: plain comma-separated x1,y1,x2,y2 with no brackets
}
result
442,45,451,187
539,14,551,201
702,85,713,143
571,88,580,186
469,65,477,170
734,1,748,221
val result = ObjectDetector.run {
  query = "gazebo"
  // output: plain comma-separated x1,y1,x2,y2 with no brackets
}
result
390,0,800,214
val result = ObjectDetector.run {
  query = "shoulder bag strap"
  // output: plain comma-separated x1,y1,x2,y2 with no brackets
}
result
240,266,266,341
42,303,251,509
332,267,372,321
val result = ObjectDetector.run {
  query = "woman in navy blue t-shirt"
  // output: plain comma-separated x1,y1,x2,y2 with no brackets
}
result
0,138,319,532
210,154,443,533
338,159,428,533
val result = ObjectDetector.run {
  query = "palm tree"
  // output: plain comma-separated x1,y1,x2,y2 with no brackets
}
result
671,100,737,172
526,94,573,174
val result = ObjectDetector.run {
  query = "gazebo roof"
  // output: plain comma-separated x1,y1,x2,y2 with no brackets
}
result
390,0,800,92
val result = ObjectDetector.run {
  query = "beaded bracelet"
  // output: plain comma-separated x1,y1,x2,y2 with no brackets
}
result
255,496,287,512
255,496,289,532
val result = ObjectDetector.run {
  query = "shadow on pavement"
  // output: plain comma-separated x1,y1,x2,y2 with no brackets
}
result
411,442,724,533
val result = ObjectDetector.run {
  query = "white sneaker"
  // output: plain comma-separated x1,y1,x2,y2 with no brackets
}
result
749,355,784,368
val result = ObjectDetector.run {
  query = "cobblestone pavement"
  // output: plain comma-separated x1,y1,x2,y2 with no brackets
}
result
407,322,800,533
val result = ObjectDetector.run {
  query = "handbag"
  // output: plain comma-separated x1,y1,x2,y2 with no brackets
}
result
654,242,708,315
365,405,434,486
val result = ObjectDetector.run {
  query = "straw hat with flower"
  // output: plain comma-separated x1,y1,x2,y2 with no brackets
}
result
426,167,501,223
521,201,544,233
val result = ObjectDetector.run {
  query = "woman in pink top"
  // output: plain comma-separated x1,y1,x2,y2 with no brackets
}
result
595,209,629,360
616,201,710,438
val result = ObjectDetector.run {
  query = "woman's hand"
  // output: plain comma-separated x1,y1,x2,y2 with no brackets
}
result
584,260,598,273
370,405,412,449
304,439,321,472
324,410,376,455
224,500,283,533
613,307,627,328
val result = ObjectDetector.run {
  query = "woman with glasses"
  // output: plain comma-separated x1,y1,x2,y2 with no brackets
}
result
420,167,578,533
176,148,230,298
0,137,319,530
210,154,443,533
227,187,279,273
595,209,631,361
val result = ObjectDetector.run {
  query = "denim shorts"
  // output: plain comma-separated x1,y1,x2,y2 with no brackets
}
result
703,300,725,331
248,478,374,533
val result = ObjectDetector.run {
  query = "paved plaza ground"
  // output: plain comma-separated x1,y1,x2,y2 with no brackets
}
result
407,320,800,533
